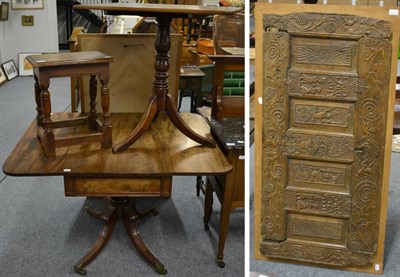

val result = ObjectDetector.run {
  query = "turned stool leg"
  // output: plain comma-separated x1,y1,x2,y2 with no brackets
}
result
39,80,55,156
88,75,97,131
100,70,112,148
34,75,43,127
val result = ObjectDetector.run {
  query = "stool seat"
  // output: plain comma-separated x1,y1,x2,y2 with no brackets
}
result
28,51,113,68
27,51,114,157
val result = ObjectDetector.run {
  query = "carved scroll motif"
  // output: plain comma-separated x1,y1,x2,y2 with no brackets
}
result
263,13,392,38
286,191,352,217
348,36,391,253
261,29,290,241
260,241,373,267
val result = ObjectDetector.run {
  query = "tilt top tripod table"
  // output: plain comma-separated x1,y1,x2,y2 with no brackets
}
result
74,3,243,153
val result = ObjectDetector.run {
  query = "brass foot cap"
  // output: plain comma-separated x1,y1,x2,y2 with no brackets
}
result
74,265,87,276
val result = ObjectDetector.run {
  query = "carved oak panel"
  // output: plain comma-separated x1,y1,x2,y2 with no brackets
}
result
291,37,358,72
290,99,354,133
287,213,347,246
285,131,354,161
287,159,352,193
285,191,352,218
287,71,361,101
260,11,392,269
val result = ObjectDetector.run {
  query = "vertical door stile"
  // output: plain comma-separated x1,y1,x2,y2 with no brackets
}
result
261,22,290,244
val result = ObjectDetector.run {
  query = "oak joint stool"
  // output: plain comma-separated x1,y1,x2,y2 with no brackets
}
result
27,51,114,157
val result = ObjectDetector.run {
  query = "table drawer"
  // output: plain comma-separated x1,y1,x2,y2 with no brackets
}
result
64,176,172,197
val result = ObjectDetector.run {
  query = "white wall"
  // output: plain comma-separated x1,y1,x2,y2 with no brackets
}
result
0,1,58,67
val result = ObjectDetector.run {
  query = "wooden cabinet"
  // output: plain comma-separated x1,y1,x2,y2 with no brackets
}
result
254,4,398,274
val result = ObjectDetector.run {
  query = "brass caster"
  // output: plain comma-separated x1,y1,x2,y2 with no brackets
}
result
216,259,225,268
74,265,87,276
155,263,168,275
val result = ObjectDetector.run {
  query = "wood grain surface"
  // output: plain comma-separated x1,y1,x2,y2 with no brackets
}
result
73,3,243,17
27,51,114,67
3,113,232,177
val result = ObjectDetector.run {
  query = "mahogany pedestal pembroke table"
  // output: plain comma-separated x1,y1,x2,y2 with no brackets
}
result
2,113,232,275
74,3,242,153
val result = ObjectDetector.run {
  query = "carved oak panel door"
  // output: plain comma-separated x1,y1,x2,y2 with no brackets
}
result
254,4,398,274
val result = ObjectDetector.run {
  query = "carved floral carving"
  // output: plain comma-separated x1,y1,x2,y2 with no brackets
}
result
284,133,354,159
287,72,365,100
260,241,373,267
286,191,352,217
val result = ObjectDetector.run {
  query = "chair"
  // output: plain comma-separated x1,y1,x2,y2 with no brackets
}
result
198,64,215,107
195,16,245,267
178,64,215,113
178,66,205,112
213,13,245,55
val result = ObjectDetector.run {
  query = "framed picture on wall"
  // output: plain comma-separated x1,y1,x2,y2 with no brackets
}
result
0,67,7,85
18,53,40,76
2,60,19,80
0,2,9,21
11,0,44,10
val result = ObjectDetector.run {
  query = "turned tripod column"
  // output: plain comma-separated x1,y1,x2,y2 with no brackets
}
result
153,16,171,112
112,15,215,153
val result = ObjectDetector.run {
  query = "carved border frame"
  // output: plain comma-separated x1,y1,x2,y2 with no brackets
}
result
260,12,392,267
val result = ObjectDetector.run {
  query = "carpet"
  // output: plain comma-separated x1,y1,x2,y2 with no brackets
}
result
393,135,400,152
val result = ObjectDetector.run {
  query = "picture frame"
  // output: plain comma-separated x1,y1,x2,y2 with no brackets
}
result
22,15,34,26
18,53,40,76
2,60,19,81
11,0,44,10
0,67,7,86
0,2,9,21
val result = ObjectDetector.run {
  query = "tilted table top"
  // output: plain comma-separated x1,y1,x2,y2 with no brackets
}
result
73,3,243,18
2,113,232,178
